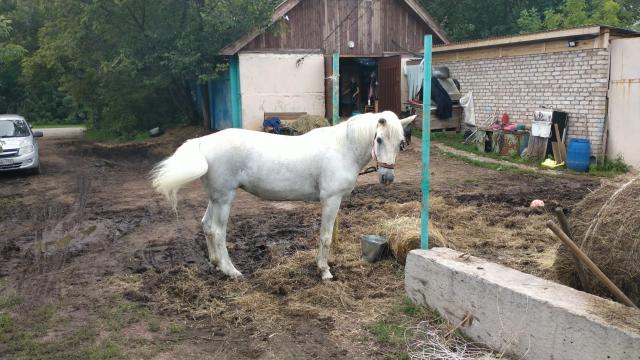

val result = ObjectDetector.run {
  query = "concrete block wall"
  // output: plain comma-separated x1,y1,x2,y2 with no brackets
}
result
435,49,610,156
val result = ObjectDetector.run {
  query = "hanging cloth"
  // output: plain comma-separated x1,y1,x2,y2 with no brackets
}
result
459,91,476,126
404,64,423,100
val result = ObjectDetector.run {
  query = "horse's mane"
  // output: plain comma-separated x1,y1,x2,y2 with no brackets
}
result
336,111,404,148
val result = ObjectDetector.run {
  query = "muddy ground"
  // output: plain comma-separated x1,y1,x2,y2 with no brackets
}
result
0,129,600,359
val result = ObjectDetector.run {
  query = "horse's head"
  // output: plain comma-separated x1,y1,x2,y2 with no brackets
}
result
373,112,416,185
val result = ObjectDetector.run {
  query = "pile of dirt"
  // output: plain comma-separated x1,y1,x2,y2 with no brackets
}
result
79,126,210,161
292,115,329,134
554,176,640,306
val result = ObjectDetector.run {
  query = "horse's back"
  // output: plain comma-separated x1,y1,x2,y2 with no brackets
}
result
197,128,340,200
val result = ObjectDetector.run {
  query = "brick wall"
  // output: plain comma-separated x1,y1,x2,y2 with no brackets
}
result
435,49,609,156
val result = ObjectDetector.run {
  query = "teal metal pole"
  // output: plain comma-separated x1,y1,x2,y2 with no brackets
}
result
332,53,340,125
230,56,242,128
421,35,432,250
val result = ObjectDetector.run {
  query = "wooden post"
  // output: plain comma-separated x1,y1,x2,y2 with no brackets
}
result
546,221,638,309
554,208,591,292
421,35,432,250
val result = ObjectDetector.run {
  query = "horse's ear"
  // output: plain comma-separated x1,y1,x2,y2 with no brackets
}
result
378,118,386,126
400,115,416,128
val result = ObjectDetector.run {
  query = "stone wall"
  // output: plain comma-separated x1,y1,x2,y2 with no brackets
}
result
435,49,609,157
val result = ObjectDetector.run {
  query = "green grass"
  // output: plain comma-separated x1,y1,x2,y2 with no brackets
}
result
588,156,629,177
147,319,161,333
0,297,167,360
367,320,409,345
442,151,537,176
428,132,629,177
0,293,23,310
31,123,85,129
430,132,535,165
84,128,150,142
168,323,185,334
366,297,445,357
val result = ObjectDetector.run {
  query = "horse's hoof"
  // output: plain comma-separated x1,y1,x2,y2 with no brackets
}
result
228,269,244,280
321,271,334,281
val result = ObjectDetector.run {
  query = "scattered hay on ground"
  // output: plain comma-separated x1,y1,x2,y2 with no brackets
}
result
554,176,640,306
292,115,330,134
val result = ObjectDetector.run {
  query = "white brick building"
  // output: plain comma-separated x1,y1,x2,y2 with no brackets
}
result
431,26,640,161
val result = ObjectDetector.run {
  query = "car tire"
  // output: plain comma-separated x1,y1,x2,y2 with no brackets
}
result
28,164,41,175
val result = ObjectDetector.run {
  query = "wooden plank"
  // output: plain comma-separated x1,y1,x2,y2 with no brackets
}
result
378,55,402,115
544,38,595,53
501,42,546,57
432,25,602,53
402,0,449,44
220,0,302,55
456,47,501,61
433,52,458,63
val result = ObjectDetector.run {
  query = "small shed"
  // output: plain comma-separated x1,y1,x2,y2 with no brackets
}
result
430,25,640,166
197,0,448,131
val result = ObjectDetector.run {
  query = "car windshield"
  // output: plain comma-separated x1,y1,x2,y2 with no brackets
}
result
0,119,31,138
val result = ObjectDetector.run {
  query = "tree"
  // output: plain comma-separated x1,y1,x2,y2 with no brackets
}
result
421,0,639,41
517,8,544,33
1,0,277,137
516,0,638,32
0,14,27,113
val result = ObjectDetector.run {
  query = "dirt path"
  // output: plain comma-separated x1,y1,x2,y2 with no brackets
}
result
0,132,601,359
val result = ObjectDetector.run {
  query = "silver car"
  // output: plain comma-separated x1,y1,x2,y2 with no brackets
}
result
0,114,43,174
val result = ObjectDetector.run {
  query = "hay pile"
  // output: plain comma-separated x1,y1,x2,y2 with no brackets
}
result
554,176,640,305
376,217,447,264
292,115,330,134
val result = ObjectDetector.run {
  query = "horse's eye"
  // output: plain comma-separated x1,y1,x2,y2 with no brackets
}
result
376,137,382,144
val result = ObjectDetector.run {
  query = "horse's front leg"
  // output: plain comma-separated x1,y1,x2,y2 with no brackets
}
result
318,195,341,280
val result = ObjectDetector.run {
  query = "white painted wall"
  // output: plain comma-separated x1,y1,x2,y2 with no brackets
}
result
238,52,326,130
607,38,640,169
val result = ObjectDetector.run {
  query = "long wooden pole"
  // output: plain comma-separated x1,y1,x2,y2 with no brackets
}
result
421,35,433,250
554,208,591,292
546,221,638,308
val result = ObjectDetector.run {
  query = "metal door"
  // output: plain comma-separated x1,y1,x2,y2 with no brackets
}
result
607,38,640,168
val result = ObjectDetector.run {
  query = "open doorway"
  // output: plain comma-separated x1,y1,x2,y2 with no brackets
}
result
339,58,378,117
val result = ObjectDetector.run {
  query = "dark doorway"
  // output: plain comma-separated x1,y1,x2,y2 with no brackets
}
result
338,58,378,117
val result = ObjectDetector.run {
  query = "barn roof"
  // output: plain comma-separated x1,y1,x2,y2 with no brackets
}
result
432,25,640,53
220,0,449,55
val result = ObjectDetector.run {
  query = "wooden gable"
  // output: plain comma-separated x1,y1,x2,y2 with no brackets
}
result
221,0,448,56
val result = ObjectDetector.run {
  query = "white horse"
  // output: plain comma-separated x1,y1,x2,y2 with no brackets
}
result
151,111,415,280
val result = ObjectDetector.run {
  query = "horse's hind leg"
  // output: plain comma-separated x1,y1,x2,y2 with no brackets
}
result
318,196,342,280
202,202,219,265
202,192,242,279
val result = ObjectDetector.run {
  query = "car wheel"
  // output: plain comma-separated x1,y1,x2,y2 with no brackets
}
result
28,164,41,175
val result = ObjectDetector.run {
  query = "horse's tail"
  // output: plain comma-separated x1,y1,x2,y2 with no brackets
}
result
151,138,208,211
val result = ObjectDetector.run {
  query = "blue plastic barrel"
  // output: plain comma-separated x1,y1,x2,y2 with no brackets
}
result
566,138,591,172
